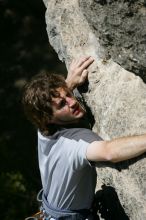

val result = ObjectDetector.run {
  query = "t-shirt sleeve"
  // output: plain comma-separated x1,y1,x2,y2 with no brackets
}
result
58,137,93,170
70,130,103,169
71,139,90,170
56,128,103,170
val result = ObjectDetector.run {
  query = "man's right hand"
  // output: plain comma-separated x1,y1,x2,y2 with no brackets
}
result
66,56,94,91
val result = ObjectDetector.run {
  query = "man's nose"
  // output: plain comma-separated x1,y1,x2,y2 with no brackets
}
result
66,97,76,107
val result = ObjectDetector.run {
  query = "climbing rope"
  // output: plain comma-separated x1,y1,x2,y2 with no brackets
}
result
25,189,44,220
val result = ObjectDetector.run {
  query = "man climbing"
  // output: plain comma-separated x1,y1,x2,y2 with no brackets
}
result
22,56,146,220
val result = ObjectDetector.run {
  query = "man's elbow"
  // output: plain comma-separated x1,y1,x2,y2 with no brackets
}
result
104,142,119,163
104,153,119,163
87,141,120,163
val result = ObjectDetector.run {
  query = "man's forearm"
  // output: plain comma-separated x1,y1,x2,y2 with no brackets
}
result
106,134,146,162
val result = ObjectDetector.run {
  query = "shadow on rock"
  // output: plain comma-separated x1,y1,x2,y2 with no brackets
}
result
95,184,129,220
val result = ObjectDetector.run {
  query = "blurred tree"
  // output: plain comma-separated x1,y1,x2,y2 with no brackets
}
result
0,0,66,219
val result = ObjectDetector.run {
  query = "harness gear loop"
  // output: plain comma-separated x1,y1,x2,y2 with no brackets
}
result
25,211,43,220
37,188,43,202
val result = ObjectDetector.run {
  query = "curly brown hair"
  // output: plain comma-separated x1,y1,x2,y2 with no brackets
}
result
22,72,68,135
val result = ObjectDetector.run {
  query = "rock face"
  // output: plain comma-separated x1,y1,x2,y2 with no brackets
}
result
43,0,146,219
80,0,146,82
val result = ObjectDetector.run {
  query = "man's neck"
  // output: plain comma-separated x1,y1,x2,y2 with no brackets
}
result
46,115,92,136
58,115,91,130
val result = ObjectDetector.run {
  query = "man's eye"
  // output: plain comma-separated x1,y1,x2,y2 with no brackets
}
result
59,100,66,108
66,92,73,97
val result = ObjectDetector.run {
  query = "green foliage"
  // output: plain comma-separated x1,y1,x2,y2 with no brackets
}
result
0,172,26,194
0,171,39,220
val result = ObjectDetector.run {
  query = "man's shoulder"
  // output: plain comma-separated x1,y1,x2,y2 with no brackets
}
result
56,127,102,144
38,127,102,145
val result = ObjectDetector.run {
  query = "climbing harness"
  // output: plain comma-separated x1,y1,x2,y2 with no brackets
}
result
25,189,95,220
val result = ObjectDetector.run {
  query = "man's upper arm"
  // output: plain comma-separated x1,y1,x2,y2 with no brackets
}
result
86,140,110,162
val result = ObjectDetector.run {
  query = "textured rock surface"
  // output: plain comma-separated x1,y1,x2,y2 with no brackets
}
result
80,0,146,82
43,0,146,219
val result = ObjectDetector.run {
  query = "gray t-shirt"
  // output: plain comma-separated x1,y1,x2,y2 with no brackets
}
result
38,127,102,210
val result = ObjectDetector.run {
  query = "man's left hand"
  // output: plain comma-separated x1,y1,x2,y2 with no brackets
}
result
66,56,94,90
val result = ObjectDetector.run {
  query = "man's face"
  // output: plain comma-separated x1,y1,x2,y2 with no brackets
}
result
50,87,85,125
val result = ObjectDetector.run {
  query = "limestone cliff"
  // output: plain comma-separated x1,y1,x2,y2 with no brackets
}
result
42,0,146,219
